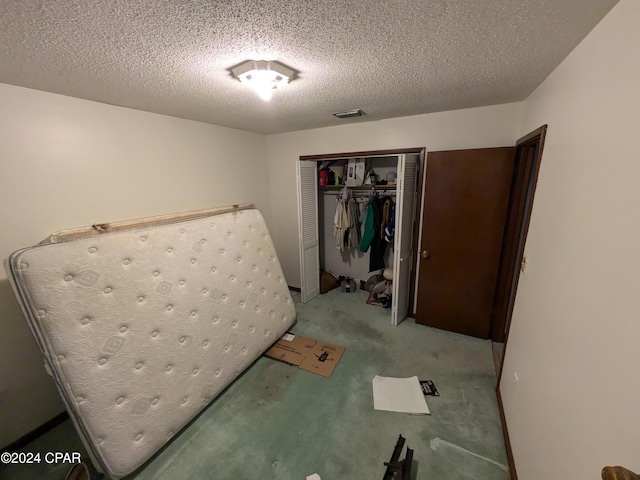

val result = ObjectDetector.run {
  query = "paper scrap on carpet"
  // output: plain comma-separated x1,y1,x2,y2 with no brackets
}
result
372,375,430,414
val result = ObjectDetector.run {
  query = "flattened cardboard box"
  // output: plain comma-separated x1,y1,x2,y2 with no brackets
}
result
264,333,345,378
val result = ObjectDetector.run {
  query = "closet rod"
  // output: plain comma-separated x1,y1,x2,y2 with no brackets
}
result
322,190,396,196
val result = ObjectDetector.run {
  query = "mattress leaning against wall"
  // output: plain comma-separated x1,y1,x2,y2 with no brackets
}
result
4,205,296,479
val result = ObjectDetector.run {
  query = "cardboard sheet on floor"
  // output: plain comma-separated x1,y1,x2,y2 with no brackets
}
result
264,333,345,378
372,375,431,414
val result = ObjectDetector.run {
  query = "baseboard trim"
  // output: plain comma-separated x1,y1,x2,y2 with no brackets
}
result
496,387,518,480
0,411,69,453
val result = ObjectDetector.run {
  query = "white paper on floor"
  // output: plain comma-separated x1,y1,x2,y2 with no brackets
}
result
372,375,430,414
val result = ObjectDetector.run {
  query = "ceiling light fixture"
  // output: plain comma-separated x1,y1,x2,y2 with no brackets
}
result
230,60,295,101
333,109,365,119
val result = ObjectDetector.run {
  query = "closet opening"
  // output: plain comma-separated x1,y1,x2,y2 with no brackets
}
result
296,148,425,326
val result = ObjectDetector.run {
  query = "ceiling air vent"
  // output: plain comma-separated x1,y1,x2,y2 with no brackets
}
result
333,109,365,119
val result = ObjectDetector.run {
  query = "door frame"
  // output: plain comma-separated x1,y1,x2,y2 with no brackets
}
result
298,147,426,312
490,125,548,343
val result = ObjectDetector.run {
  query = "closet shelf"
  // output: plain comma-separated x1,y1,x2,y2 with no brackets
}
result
319,183,397,191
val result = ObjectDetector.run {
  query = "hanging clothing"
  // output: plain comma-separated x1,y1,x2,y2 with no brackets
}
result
384,202,396,242
333,193,346,251
334,187,362,251
368,196,388,272
359,193,377,253
346,197,361,249
380,197,392,239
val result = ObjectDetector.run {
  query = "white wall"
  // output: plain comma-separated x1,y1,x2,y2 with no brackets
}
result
266,102,524,288
0,84,270,447
500,0,640,478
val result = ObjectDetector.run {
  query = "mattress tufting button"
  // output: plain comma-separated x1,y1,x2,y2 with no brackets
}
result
64,274,74,282
104,287,113,294
140,236,147,242
98,357,108,366
135,433,143,441
264,330,269,336
96,437,104,444
191,310,197,317
227,231,232,237
243,241,248,246
58,354,65,361
201,288,208,294
219,248,225,254
249,326,255,332
192,368,199,375
252,265,257,271
81,317,91,325
167,248,173,253
137,296,145,303
152,397,159,405
119,325,128,333
203,340,209,347
153,271,160,277
166,305,173,311
239,301,244,307
224,345,229,351
89,247,98,253
179,229,185,234
231,321,237,327
215,369,221,376
116,396,124,405
221,294,227,300
230,275,235,281
212,317,219,324
181,396,188,404
191,259,197,264
165,364,173,372
77,396,85,402
179,280,185,286
242,347,247,354
151,331,158,338
123,258,131,265
135,362,143,370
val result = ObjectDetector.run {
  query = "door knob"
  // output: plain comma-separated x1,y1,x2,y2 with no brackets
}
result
422,250,429,259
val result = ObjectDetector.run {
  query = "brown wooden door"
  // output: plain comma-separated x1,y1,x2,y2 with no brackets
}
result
414,147,515,338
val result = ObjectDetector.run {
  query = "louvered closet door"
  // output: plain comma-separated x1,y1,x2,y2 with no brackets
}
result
296,160,320,303
391,154,418,325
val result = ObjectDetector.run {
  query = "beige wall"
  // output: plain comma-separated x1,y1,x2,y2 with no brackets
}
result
265,102,524,288
0,84,270,447
500,0,640,477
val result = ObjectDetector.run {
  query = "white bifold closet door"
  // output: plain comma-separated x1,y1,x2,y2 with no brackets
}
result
296,160,320,303
391,154,418,326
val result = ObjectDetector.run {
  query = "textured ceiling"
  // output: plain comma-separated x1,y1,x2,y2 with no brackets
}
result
0,0,618,134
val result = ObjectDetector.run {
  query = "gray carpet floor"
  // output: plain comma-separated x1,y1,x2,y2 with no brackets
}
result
0,289,509,479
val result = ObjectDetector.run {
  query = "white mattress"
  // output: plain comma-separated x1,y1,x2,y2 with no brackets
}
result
5,207,295,478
